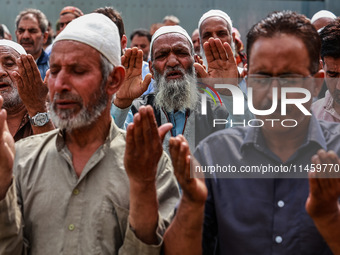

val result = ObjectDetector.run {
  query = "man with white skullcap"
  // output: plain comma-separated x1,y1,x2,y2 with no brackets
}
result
0,13,179,254
0,39,54,141
311,10,337,31
111,24,237,154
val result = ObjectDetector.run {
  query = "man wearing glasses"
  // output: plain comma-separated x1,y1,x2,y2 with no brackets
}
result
164,11,339,254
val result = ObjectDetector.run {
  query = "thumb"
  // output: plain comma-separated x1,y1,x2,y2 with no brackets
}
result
44,69,50,86
194,63,208,79
158,123,173,144
141,73,152,93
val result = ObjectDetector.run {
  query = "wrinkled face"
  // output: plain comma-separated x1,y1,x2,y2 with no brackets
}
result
151,33,194,81
247,34,319,132
48,41,109,131
0,46,22,111
199,16,232,45
130,35,150,61
323,56,340,106
16,14,46,59
59,13,77,33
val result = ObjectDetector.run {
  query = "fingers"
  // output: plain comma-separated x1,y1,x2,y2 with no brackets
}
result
223,42,236,64
44,69,50,86
203,38,228,62
158,123,173,144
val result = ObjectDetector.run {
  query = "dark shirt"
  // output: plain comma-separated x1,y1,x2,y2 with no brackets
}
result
13,112,33,142
194,117,339,255
36,49,49,80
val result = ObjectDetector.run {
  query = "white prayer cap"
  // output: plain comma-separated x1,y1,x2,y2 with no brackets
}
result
311,10,336,24
150,25,193,54
54,13,121,66
198,10,233,32
0,39,26,55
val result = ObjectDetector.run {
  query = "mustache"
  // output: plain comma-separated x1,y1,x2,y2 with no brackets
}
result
0,78,13,86
20,39,34,44
53,92,83,103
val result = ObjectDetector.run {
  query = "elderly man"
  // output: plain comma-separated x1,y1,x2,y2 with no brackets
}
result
311,10,336,31
0,13,179,254
164,11,339,254
110,25,245,153
312,18,340,123
15,9,49,80
0,39,53,141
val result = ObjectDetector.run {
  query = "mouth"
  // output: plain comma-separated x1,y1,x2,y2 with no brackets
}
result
166,70,184,80
0,82,10,91
55,100,81,109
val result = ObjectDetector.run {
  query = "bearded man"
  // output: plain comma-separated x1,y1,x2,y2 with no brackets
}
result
0,13,179,254
111,25,250,153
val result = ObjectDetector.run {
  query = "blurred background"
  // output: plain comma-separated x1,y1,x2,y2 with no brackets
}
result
0,0,339,47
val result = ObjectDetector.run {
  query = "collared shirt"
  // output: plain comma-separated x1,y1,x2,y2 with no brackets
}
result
36,49,49,80
142,61,154,95
13,112,33,142
312,90,340,123
194,117,339,254
0,120,179,255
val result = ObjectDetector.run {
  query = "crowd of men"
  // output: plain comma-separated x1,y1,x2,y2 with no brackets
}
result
0,5,339,255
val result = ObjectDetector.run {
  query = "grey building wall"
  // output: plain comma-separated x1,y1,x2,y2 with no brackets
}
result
0,0,339,48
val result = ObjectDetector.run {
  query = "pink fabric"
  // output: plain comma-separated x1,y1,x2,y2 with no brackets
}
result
311,90,340,122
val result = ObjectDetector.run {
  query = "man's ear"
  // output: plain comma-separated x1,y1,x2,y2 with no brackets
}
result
312,69,325,97
43,31,48,44
106,66,126,96
149,60,154,79
121,35,128,51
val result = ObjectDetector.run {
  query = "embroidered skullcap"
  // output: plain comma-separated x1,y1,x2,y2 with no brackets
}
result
150,25,193,53
311,10,336,24
198,10,233,31
60,6,84,17
54,13,121,66
0,39,26,55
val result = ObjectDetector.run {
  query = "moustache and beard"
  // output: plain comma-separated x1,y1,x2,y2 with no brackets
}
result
152,65,199,112
0,78,23,112
48,78,109,132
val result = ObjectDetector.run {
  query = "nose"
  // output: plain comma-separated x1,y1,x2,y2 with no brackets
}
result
50,70,72,94
0,65,8,78
166,52,179,68
22,30,31,39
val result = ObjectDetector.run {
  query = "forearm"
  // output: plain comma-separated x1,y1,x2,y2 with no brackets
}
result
311,204,340,254
163,196,204,255
129,180,159,245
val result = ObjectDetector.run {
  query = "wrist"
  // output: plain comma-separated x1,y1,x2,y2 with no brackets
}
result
114,97,133,109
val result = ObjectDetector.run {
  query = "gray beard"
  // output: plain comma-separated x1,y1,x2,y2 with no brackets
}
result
0,85,23,112
153,66,199,112
49,81,109,132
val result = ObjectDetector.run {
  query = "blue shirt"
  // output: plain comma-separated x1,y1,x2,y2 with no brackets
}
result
36,49,49,80
194,117,339,254
142,61,154,95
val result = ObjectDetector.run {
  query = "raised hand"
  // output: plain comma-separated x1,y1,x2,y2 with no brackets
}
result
164,135,207,255
114,48,152,108
0,96,15,200
194,38,239,96
124,105,172,245
305,149,340,254
169,135,207,205
12,54,48,116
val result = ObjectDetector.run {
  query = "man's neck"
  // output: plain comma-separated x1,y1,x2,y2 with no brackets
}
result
32,49,42,61
64,112,111,177
261,116,311,162
6,104,27,137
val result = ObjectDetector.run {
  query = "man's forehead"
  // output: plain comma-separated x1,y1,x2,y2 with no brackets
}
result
0,46,20,58
19,14,39,26
153,33,191,49
200,16,229,32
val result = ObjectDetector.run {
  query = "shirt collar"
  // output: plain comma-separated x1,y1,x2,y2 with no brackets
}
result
240,115,327,152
